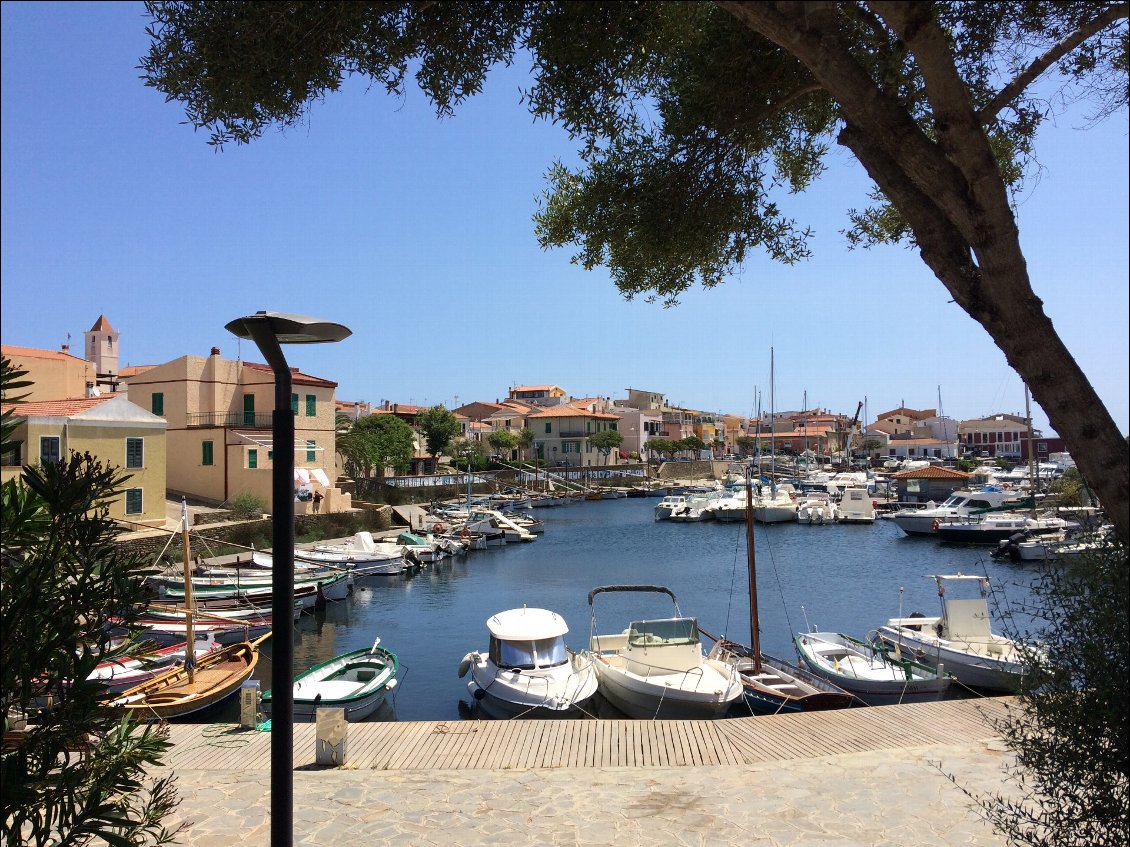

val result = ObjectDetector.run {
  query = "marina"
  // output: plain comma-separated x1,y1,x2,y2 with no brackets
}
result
198,494,1042,723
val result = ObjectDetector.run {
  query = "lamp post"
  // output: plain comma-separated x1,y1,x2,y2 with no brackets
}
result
224,311,350,847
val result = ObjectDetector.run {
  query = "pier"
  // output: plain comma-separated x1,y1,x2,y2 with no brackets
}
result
154,697,1019,845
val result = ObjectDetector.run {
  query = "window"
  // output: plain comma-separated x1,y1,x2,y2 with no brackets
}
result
2,440,23,467
291,394,299,416
202,441,214,466
40,436,61,466
126,438,144,468
307,440,316,462
243,393,256,425
248,448,258,469
152,392,164,416
544,422,552,434
305,395,316,416
124,488,143,515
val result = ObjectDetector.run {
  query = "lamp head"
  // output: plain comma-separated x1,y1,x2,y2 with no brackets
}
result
225,311,351,345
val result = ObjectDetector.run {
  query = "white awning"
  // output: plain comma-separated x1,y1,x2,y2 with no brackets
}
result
295,468,331,487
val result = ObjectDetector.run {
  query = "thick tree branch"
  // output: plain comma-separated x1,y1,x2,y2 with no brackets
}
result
977,2,1129,124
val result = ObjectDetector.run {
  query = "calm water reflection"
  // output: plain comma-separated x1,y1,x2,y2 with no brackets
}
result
229,496,1040,722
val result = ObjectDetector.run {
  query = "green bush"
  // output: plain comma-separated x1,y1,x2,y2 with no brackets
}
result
226,491,266,519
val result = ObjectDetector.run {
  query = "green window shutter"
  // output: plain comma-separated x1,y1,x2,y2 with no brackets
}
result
202,441,214,466
243,394,255,425
307,440,316,462
152,392,164,416
126,438,144,468
306,395,316,416
291,394,299,416
545,422,551,434
248,449,258,469
125,488,143,515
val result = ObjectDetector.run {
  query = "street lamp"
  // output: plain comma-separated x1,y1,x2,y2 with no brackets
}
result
224,311,350,847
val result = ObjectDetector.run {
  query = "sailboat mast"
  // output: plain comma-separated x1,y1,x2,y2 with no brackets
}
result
1024,386,1038,515
745,469,762,672
179,499,196,679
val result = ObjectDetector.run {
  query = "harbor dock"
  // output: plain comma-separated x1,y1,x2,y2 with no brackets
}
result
156,696,1019,845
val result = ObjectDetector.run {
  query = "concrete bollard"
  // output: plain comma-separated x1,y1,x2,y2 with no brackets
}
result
315,707,347,766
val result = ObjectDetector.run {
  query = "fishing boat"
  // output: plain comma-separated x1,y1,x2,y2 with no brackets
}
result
109,635,268,720
706,466,854,714
263,637,399,722
654,495,688,521
584,585,743,720
873,574,1030,693
90,631,222,695
792,630,951,705
796,491,838,524
837,487,877,523
459,607,598,719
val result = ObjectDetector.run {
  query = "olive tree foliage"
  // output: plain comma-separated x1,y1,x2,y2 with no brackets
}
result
416,405,461,460
139,1,1129,543
956,544,1129,847
0,357,182,847
487,428,519,458
335,413,415,481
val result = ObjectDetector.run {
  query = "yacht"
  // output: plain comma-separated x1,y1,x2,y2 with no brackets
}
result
889,486,1026,536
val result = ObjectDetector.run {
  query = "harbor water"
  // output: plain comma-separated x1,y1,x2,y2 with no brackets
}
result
234,496,1042,722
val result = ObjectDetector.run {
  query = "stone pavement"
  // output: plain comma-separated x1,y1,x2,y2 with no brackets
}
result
159,739,1017,846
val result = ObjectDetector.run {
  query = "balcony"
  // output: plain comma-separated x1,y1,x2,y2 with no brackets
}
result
187,412,274,428
557,430,587,438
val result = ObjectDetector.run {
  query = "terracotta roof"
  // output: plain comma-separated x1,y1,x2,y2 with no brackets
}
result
242,361,336,388
88,314,116,332
511,385,563,393
875,407,936,421
2,396,115,417
119,365,156,378
1,344,89,364
527,406,618,420
890,466,971,479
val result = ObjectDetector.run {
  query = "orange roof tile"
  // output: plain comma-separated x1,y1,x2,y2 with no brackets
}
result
1,344,89,364
88,314,116,332
242,361,336,388
891,466,971,479
2,396,115,417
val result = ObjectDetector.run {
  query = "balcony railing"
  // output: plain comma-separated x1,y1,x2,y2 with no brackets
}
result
187,412,274,428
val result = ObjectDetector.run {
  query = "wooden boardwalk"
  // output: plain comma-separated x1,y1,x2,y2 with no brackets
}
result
159,696,1013,772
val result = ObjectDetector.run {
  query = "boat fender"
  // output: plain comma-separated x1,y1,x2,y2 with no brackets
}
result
472,686,486,701
433,523,444,534
458,653,474,678
932,519,940,532
385,678,398,690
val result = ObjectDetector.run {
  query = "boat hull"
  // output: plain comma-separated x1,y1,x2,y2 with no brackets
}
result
793,632,951,705
464,655,598,719
265,645,399,722
591,655,741,720
874,626,1026,693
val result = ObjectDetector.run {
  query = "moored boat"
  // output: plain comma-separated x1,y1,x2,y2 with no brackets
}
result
263,637,399,722
459,607,598,718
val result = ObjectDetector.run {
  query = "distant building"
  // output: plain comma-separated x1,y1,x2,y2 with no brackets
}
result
508,384,567,407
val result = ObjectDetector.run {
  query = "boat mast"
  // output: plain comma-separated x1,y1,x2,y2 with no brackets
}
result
745,465,762,672
1024,386,1038,515
769,348,776,495
179,499,196,679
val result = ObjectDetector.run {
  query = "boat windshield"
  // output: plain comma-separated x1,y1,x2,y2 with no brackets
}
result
627,618,699,647
491,635,568,670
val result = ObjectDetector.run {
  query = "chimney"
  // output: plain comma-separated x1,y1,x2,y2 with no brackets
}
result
61,343,69,354
211,347,220,356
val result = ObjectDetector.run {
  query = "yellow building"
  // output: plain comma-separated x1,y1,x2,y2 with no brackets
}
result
124,349,349,512
1,395,167,527
2,344,96,402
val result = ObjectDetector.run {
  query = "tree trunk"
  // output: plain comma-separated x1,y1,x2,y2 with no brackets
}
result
721,1,1129,541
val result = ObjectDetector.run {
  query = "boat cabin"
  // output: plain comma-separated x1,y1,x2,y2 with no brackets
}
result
616,617,705,675
486,607,570,671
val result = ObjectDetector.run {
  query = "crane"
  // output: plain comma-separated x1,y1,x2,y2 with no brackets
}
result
843,401,863,466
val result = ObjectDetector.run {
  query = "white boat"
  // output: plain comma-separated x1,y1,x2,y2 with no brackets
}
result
584,585,743,720
459,607,598,718
889,486,1027,536
304,532,407,575
753,482,798,524
263,637,399,722
934,511,1074,544
654,495,688,521
837,487,877,523
796,491,837,524
668,493,718,522
90,631,223,694
711,487,749,522
792,630,951,705
873,574,1031,693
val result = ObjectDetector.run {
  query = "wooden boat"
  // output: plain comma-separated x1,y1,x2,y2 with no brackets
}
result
264,637,399,721
91,632,222,694
792,630,952,705
706,457,854,714
109,634,268,720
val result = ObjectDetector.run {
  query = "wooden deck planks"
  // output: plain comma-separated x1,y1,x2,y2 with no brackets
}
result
159,697,1013,773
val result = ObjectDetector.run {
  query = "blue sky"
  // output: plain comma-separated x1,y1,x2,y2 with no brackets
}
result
3,1,1127,435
